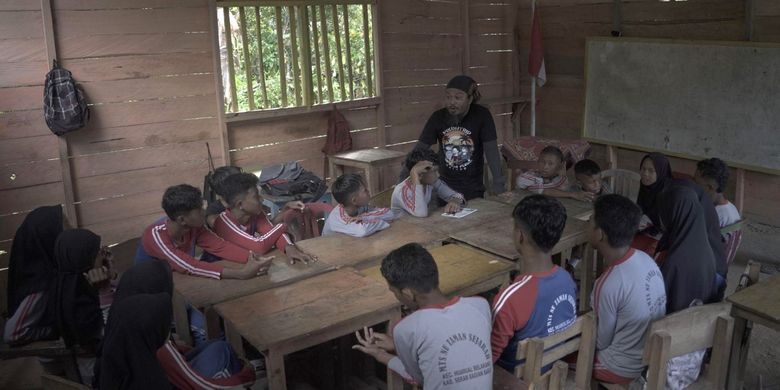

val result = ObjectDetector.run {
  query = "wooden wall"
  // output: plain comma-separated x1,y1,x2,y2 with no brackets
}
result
0,0,220,272
515,0,780,226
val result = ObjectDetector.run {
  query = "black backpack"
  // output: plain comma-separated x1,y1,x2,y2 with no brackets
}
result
44,62,89,136
258,162,327,203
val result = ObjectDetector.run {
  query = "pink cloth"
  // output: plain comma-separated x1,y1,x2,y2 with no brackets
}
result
501,136,591,169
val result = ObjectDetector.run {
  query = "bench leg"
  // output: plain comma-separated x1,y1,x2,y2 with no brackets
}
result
172,291,193,346
267,349,287,390
727,316,748,390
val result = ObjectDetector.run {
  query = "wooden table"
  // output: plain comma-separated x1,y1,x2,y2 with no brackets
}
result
726,274,780,390
328,148,407,193
489,190,594,221
172,252,333,344
358,243,516,298
215,268,401,390
295,218,447,268
403,198,516,236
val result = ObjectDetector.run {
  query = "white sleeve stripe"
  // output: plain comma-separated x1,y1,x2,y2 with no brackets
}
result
492,275,532,316
152,227,220,279
165,342,237,389
221,214,284,242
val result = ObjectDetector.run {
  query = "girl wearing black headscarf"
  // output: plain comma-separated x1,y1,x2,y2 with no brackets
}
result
4,206,65,345
99,293,173,390
97,260,254,389
655,185,717,314
633,153,673,256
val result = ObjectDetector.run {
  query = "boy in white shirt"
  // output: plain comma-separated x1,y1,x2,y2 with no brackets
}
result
693,158,740,227
392,148,465,217
322,173,397,237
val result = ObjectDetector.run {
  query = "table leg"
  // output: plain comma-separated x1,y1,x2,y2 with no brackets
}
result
579,244,594,312
329,160,344,182
172,291,193,346
224,320,245,358
204,306,222,340
267,349,287,390
386,368,406,390
727,316,747,390
365,166,378,195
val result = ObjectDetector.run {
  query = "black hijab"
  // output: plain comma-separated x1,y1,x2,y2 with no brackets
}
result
98,293,172,390
7,206,64,316
660,179,727,277
658,185,717,314
636,153,673,231
54,229,103,347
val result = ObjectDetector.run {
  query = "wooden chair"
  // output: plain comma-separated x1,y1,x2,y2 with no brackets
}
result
601,168,640,199
721,219,745,267
370,185,394,209
728,260,761,388
642,302,734,390
515,312,596,389
41,374,90,390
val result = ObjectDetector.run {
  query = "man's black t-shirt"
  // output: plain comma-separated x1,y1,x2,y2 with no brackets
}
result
418,104,497,199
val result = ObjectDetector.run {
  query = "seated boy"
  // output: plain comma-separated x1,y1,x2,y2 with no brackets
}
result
352,243,493,389
491,195,577,372
392,148,465,217
137,184,271,280
514,146,570,197
588,194,666,385
212,172,315,264
322,173,397,237
693,158,740,227
571,159,612,201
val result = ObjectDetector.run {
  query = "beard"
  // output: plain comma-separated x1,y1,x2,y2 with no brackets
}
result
445,106,469,126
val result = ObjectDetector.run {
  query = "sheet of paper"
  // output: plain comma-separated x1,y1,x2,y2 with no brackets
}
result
441,208,477,219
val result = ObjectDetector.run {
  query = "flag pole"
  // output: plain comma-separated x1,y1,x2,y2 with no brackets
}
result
530,0,537,137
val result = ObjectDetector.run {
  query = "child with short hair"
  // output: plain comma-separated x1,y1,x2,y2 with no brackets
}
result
352,243,493,389
212,173,316,264
694,158,740,227
587,194,666,385
392,148,465,217
137,184,271,280
514,146,570,197
491,195,577,372
571,159,612,201
322,173,397,237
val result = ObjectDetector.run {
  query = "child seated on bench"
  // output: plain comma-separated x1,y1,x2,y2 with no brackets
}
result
491,195,577,372
514,146,571,197
693,158,740,228
588,194,666,385
392,148,465,217
212,172,316,264
322,173,397,237
136,184,272,280
571,159,612,201
352,243,493,389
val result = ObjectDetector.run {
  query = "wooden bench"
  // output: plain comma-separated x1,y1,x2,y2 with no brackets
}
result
328,148,406,194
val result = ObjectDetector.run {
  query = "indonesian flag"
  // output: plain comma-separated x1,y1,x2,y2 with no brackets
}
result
529,2,546,87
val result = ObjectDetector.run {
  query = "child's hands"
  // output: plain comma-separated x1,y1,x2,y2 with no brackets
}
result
355,327,395,352
83,266,112,287
443,200,462,214
242,251,274,279
572,191,596,202
353,327,395,364
283,201,306,212
284,245,317,265
410,161,435,185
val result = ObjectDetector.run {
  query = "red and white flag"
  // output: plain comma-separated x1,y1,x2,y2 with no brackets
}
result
528,1,546,87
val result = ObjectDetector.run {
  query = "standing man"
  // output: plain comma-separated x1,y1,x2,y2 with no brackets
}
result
403,75,507,200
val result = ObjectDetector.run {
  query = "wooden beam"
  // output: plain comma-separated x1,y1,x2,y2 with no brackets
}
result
371,2,386,146
275,7,288,107
238,7,255,110
299,6,314,107
319,5,334,102
223,7,239,112
289,6,302,106
735,168,745,214
219,0,373,6
745,0,754,41
41,0,78,226
332,4,346,101
311,6,323,103
460,0,470,74
224,96,380,123
209,0,232,166
254,6,269,108
362,4,371,97
343,4,354,99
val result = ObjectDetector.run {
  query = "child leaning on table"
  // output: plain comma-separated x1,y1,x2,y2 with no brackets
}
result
391,148,466,217
514,146,571,197
321,173,397,237
352,243,493,389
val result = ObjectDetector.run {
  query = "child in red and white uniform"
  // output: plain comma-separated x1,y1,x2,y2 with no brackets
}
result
322,174,398,237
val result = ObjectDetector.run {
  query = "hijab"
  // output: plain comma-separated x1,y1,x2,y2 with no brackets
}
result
657,185,717,313
98,293,173,390
636,153,673,230
7,206,64,316
54,229,103,347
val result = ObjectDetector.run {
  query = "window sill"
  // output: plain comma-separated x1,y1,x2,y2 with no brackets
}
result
224,96,382,124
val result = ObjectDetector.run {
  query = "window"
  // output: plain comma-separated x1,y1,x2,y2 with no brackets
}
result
216,1,378,114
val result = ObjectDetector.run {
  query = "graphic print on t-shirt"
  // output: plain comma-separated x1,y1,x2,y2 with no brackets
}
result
438,332,492,386
442,127,475,171
546,293,577,334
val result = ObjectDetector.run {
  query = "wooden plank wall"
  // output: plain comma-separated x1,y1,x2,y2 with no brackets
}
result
513,0,779,225
0,0,221,273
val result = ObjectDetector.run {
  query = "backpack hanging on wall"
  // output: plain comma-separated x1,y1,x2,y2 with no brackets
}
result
44,61,90,136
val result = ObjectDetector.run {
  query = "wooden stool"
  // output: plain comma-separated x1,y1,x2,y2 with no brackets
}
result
328,148,406,194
